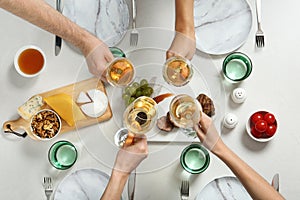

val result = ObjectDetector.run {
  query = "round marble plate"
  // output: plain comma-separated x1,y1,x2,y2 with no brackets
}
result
195,176,252,200
63,0,129,46
54,169,110,200
194,0,252,55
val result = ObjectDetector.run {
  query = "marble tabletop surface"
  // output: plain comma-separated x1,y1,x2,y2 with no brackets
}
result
1,0,300,199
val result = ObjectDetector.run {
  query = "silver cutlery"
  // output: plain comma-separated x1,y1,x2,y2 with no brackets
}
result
271,173,279,192
128,169,136,200
180,180,189,200
130,0,138,46
255,0,265,47
43,177,53,200
55,0,63,56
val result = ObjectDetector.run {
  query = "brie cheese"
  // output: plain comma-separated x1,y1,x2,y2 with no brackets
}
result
79,89,108,118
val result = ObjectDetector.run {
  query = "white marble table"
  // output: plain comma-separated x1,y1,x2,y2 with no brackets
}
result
1,0,300,199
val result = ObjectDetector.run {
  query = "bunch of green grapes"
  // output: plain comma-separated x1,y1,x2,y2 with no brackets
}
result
122,79,154,106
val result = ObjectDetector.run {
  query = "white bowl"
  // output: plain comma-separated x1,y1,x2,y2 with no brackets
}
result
246,111,277,142
30,109,61,141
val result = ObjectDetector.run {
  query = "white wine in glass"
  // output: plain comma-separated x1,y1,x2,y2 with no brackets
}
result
123,96,158,134
169,94,202,130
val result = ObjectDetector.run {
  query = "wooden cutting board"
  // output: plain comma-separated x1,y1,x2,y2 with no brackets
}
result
3,77,112,140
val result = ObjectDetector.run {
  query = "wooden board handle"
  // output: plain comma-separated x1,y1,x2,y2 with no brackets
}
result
3,118,29,138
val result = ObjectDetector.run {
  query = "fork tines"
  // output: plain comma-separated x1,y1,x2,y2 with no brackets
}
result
256,34,265,47
181,180,189,200
130,30,138,46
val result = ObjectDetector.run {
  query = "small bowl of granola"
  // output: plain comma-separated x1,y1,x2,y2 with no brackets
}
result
30,109,61,141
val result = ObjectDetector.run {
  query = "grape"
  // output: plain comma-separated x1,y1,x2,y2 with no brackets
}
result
132,82,140,88
135,90,142,97
124,86,131,95
122,94,130,102
128,86,136,96
140,79,148,86
129,97,135,105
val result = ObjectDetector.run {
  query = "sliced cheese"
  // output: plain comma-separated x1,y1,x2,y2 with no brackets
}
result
76,91,92,104
80,89,108,118
18,95,44,120
44,93,86,126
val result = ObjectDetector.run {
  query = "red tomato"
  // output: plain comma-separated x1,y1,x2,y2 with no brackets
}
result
255,120,268,132
251,126,263,138
251,112,263,124
264,113,276,125
266,125,277,137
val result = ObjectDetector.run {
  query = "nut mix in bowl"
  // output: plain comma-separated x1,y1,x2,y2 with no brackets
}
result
30,109,61,140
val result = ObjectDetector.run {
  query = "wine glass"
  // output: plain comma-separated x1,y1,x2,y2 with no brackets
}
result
106,57,135,87
169,94,202,137
162,56,193,87
114,96,158,147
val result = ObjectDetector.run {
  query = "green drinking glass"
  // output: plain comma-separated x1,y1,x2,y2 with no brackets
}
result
222,52,252,82
180,144,210,174
48,140,78,170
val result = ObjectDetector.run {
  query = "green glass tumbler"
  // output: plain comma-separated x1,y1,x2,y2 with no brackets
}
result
48,140,78,170
109,47,126,58
180,144,210,174
222,52,252,82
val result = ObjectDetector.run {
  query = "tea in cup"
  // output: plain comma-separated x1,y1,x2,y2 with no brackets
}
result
14,45,46,78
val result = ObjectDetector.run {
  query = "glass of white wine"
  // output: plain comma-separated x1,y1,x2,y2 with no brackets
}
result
123,96,158,134
162,56,193,87
169,94,202,137
114,96,158,147
106,57,135,87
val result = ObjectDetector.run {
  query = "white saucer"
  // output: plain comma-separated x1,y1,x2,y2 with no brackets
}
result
63,0,129,46
195,176,252,200
194,0,252,55
54,169,110,200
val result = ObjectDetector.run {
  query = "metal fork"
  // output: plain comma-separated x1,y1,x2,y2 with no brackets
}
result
130,0,138,46
43,177,53,200
255,0,264,47
180,180,189,200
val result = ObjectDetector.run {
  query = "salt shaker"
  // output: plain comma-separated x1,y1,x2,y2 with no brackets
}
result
223,113,238,129
231,88,247,103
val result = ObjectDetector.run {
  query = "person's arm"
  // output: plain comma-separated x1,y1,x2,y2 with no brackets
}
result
213,139,285,200
0,0,113,78
167,0,196,60
194,113,285,200
101,136,148,200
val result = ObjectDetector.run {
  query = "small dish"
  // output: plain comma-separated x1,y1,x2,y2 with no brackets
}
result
30,109,61,141
246,111,278,142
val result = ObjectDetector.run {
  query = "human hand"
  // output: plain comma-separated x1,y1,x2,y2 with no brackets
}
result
193,113,220,151
113,135,148,174
166,31,196,60
84,40,114,81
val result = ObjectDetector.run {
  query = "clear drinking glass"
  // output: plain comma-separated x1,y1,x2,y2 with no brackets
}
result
48,140,77,170
169,94,202,136
163,56,193,87
180,144,210,174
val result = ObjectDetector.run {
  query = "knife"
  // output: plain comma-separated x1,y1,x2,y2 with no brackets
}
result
55,0,63,56
128,169,136,200
271,173,279,192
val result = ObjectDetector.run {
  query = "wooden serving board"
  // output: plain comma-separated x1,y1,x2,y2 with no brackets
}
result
3,78,112,139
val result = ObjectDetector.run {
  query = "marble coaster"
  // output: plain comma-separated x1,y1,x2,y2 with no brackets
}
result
194,0,252,55
195,176,252,200
54,169,110,200
63,0,129,46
